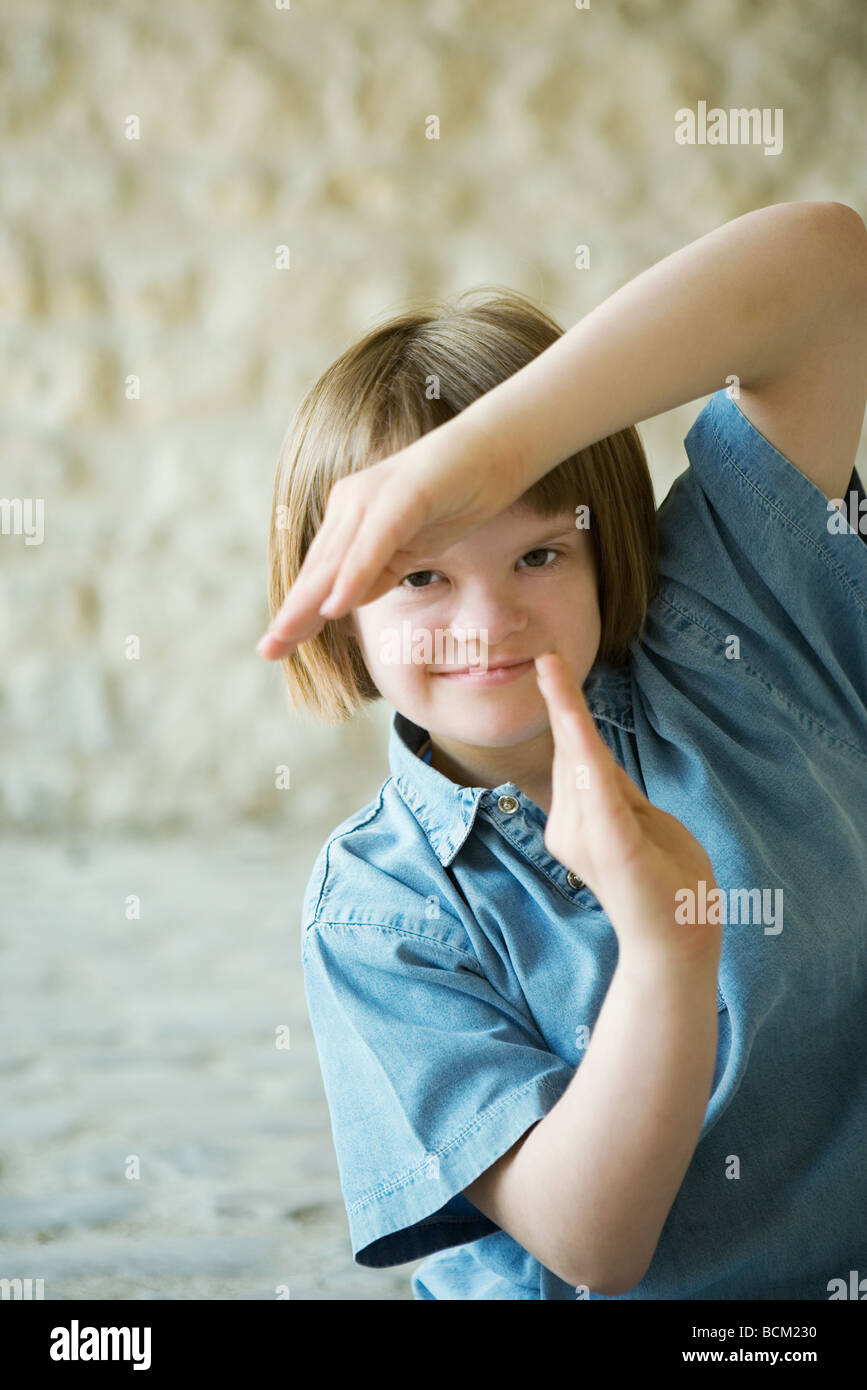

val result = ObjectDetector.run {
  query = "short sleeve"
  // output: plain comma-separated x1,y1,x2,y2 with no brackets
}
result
650,388,867,734
301,919,575,1268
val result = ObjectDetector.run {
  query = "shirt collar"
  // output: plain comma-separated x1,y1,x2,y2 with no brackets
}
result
388,659,634,867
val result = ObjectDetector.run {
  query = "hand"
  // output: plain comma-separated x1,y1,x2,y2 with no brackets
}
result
256,412,527,659
535,652,722,970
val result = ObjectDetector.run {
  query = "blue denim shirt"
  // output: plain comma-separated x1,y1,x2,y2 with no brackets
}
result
300,389,867,1300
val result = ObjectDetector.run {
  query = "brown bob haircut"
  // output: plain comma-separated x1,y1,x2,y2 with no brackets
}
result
266,286,659,725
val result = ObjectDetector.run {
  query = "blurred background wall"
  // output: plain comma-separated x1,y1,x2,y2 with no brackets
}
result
1,0,864,1301
3,0,865,837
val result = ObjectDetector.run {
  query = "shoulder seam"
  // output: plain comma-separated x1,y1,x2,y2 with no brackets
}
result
706,397,866,615
308,780,391,923
302,918,481,965
654,590,867,764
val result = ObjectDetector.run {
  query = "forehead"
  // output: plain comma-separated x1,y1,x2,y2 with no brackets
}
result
433,501,580,555
507,500,578,527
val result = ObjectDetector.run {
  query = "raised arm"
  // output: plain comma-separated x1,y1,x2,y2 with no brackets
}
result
464,200,867,504
259,201,867,656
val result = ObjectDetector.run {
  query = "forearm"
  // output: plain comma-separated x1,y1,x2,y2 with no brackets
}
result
454,200,860,489
515,949,721,1294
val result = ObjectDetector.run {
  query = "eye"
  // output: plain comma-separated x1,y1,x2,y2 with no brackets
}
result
399,549,563,589
399,569,443,590
517,547,562,570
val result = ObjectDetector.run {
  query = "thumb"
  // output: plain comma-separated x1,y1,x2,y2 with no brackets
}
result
535,652,645,842
534,652,613,777
535,656,650,897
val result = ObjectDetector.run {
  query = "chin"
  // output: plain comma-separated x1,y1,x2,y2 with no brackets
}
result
443,711,546,747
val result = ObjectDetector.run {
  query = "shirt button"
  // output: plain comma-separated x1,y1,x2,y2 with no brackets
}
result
497,794,519,814
567,870,585,890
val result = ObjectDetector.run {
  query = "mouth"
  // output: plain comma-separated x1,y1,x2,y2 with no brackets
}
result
431,658,535,685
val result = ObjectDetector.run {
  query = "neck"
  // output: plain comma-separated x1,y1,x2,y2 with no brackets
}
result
428,727,554,817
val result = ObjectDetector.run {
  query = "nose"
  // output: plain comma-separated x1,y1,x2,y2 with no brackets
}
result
446,585,529,655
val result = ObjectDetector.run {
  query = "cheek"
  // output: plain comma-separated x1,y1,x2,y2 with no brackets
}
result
347,607,386,659
348,613,417,686
550,574,598,618
343,614,377,682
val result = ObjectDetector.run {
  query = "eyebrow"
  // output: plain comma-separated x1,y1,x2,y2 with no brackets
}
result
528,524,582,543
408,522,581,569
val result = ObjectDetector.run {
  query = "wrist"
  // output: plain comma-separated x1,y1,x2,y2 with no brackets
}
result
615,931,722,992
455,384,539,503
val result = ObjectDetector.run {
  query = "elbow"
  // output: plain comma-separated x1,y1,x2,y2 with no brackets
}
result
822,201,867,295
779,200,867,304
567,1255,650,1298
597,1264,649,1297
825,200,867,236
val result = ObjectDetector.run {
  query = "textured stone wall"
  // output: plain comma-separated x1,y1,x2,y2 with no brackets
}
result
2,0,865,836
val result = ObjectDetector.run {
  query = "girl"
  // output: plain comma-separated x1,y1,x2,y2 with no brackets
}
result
258,201,867,1299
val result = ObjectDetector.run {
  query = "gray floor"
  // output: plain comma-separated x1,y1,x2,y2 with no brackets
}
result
0,829,423,1299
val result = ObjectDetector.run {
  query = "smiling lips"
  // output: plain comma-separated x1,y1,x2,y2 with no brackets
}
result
432,658,535,684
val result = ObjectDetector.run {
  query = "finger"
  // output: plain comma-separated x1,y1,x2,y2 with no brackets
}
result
535,653,618,781
296,509,353,586
257,588,333,659
316,485,429,618
536,653,646,859
291,504,359,608
535,652,642,805
264,509,360,649
256,611,327,659
258,480,417,657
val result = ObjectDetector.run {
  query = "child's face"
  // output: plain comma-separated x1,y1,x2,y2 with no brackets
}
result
348,501,602,753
